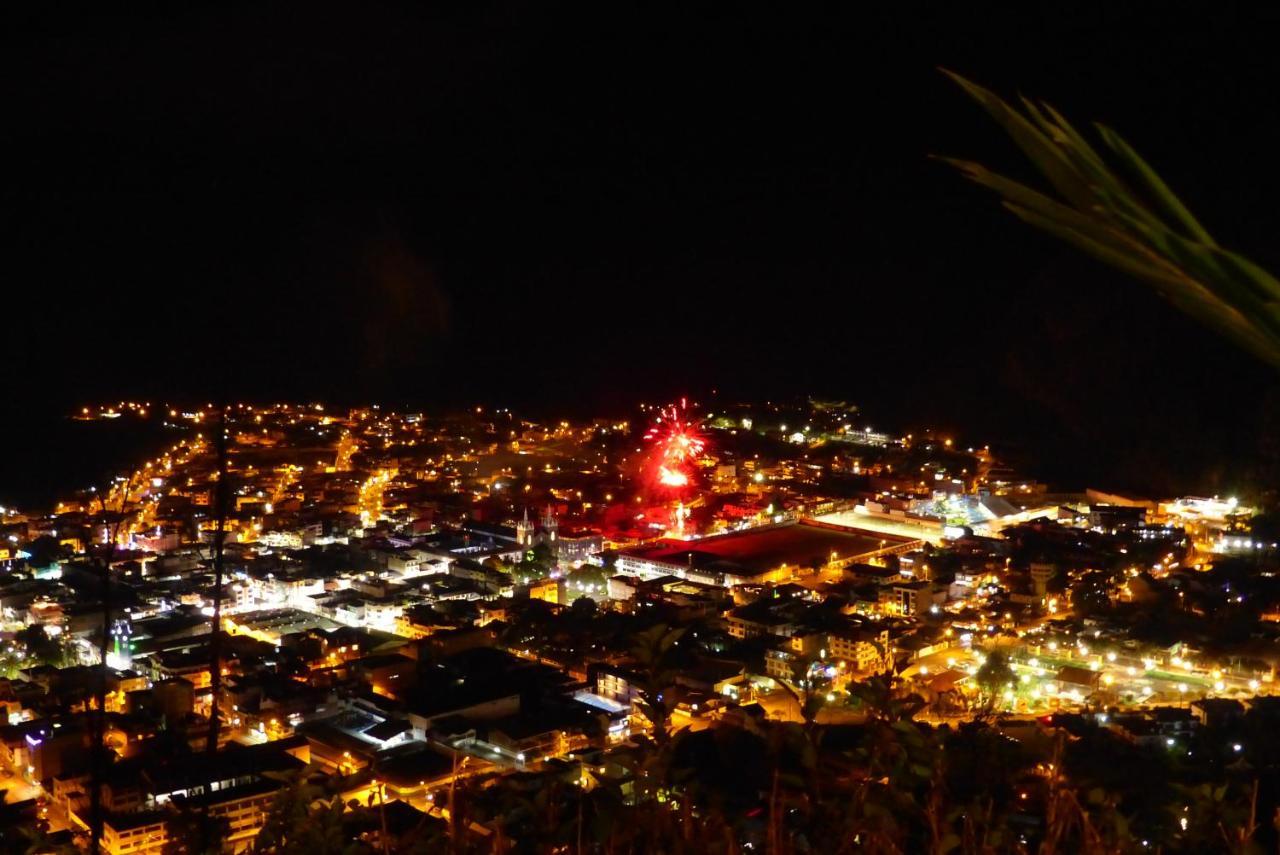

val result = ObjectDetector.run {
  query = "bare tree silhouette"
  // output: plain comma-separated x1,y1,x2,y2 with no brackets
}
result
205,405,229,755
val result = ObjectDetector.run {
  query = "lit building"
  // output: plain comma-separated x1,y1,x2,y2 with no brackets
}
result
878,580,945,617
66,742,305,854
529,578,559,604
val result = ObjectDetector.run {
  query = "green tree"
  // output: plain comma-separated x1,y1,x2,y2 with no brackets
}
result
772,655,826,733
17,823,80,855
568,596,598,620
0,794,74,854
253,773,364,855
15,625,66,667
629,623,686,748
975,650,1016,708
23,535,64,570
566,562,609,596
161,801,229,855
512,542,556,585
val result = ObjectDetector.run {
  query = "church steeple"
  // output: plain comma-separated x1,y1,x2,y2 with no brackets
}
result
541,505,558,542
516,507,535,547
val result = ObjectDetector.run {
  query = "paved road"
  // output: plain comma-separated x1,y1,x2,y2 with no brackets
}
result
0,772,41,804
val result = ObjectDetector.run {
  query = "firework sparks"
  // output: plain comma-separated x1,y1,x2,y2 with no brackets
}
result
644,400,705,492
658,466,689,488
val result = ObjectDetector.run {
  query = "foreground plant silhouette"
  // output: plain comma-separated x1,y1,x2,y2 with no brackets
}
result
939,69,1280,371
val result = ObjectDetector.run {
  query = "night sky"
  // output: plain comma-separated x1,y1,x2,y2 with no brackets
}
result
5,3,1280,497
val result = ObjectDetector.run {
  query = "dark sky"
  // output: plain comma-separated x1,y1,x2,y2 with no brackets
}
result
5,3,1280,496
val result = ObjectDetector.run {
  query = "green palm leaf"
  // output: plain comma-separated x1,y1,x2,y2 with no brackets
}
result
939,69,1280,370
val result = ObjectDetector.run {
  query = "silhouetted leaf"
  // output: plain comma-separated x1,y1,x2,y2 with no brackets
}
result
942,69,1280,370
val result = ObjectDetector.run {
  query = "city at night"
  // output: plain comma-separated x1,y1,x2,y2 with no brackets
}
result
6,5,1280,853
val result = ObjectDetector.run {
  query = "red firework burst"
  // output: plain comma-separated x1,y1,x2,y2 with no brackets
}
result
644,400,705,491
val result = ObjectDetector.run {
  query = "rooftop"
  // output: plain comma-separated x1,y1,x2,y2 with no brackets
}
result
620,521,915,578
